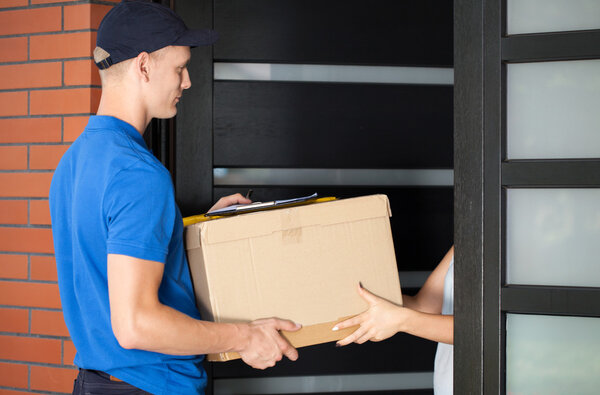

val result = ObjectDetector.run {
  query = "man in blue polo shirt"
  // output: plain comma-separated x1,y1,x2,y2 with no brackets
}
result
49,1,300,394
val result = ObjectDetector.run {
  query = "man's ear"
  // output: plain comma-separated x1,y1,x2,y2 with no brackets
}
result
134,52,151,82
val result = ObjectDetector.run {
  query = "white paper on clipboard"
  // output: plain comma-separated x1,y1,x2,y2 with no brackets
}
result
205,193,318,216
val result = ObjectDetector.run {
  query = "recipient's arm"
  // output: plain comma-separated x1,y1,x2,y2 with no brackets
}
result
402,246,454,314
334,246,454,346
107,253,300,369
334,284,453,345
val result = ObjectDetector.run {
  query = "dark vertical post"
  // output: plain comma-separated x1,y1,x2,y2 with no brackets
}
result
483,0,503,393
454,0,484,393
174,0,215,216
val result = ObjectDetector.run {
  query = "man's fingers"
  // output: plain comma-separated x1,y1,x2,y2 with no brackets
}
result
209,193,252,212
276,335,299,361
219,193,251,206
227,193,251,205
274,318,302,332
273,318,300,360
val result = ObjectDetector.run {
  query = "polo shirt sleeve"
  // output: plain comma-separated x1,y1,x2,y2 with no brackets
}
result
104,164,176,264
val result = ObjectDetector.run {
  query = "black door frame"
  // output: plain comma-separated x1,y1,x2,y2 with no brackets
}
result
455,1,600,393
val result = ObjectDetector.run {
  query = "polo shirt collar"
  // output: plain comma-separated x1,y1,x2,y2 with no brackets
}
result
87,115,147,148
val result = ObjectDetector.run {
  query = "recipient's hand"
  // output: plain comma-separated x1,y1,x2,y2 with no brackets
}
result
238,318,301,370
334,283,405,346
209,193,251,212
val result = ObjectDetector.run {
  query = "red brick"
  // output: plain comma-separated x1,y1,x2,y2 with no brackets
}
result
30,255,57,281
0,91,27,116
31,365,77,393
65,59,101,86
0,200,28,225
0,7,61,35
30,31,95,60
65,3,113,31
0,146,27,170
30,88,101,115
0,62,61,90
31,310,69,337
32,0,77,3
0,334,61,364
64,116,89,142
0,37,28,62
0,308,28,333
0,361,28,389
0,281,61,309
30,199,51,225
29,144,69,170
0,389,38,395
0,0,28,8
0,254,28,279
0,173,53,198
0,118,61,144
0,228,54,254
63,339,76,365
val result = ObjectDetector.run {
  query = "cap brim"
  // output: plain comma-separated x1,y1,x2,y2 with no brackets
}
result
174,29,219,48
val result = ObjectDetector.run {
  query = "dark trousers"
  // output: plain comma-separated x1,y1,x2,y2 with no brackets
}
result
73,369,153,395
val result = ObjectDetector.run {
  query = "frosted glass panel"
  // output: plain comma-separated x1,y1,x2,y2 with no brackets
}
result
507,189,600,287
213,168,453,186
506,314,600,395
507,60,600,159
507,0,600,34
214,63,454,85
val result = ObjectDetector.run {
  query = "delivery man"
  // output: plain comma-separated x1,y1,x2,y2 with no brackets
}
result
49,1,300,394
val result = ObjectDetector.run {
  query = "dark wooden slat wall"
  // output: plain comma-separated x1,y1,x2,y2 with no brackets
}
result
176,0,454,389
214,0,453,66
214,82,454,168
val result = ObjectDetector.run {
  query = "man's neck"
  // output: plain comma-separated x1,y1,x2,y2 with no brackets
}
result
96,88,150,135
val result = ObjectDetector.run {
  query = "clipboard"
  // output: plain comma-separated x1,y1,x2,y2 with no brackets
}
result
182,194,337,227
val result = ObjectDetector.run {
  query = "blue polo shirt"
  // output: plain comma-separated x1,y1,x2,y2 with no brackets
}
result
49,116,206,394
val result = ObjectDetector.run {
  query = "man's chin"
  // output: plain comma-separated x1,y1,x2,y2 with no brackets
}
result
155,109,178,120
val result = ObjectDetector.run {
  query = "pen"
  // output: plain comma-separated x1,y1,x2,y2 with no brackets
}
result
245,189,253,200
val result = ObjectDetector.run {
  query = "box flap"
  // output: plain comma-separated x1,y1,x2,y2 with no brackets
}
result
194,194,391,246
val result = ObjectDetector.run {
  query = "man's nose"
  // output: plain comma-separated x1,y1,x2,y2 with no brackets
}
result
182,68,191,89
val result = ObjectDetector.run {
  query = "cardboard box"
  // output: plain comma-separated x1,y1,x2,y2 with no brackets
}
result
185,194,402,361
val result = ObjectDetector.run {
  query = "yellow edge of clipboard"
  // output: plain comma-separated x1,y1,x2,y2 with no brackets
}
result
183,196,337,227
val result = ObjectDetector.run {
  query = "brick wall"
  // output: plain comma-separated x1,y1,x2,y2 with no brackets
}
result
0,1,115,393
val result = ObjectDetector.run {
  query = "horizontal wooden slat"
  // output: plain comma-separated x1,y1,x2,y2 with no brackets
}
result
502,286,600,317
212,186,454,272
502,160,600,186
503,31,600,63
214,0,453,66
214,81,453,168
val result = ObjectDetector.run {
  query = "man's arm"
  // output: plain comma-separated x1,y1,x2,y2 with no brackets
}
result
107,253,300,369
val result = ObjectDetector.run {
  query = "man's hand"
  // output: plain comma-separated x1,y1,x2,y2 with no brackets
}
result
333,283,405,346
238,318,301,370
209,193,251,213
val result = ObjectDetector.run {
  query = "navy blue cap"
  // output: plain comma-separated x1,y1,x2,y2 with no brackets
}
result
95,0,218,70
